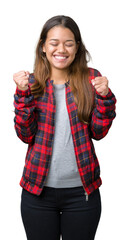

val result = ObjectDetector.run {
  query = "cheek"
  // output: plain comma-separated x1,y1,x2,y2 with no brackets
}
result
45,50,55,61
45,45,56,55
49,46,56,52
69,50,77,60
69,47,77,56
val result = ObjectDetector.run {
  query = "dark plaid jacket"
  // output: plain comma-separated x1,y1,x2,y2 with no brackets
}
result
14,68,116,196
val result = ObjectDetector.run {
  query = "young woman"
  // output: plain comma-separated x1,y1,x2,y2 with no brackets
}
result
13,15,116,240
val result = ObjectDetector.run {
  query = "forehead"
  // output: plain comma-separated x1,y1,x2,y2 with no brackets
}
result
46,26,75,41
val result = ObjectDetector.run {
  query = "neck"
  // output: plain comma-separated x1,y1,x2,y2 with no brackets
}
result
50,69,68,84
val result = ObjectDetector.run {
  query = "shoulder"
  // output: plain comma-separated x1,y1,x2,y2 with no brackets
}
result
88,67,102,78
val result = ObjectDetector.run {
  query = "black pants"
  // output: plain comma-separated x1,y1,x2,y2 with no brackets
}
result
21,186,101,240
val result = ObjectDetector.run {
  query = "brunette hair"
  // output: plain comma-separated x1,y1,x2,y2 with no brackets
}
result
31,15,94,123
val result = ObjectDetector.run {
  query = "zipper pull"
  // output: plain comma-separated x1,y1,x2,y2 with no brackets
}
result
84,191,88,201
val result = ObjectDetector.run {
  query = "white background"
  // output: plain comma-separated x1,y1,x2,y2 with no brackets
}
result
0,0,130,239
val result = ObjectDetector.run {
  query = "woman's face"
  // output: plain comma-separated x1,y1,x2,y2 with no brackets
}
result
42,26,78,72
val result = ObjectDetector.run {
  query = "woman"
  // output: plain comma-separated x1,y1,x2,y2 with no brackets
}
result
13,15,116,240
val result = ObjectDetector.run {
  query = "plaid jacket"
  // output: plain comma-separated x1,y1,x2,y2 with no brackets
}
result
14,68,116,196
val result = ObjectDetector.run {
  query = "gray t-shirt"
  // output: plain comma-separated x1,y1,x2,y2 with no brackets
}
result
44,83,83,188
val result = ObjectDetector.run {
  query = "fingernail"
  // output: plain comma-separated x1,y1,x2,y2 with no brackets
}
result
91,80,95,86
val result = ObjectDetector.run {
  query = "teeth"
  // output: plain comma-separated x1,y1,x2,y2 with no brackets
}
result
54,56,67,59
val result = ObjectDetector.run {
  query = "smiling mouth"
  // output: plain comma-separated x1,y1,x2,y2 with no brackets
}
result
53,55,68,60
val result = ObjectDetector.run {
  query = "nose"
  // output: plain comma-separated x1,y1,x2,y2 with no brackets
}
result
57,43,66,53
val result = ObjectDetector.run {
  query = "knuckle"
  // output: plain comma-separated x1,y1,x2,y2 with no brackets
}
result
13,73,17,80
104,76,108,82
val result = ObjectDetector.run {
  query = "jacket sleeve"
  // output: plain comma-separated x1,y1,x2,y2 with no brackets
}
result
13,86,37,144
89,70,116,140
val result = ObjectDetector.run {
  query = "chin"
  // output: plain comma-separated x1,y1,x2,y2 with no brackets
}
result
53,63,70,70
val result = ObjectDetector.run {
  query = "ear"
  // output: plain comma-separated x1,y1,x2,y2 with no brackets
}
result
76,41,80,54
42,44,46,53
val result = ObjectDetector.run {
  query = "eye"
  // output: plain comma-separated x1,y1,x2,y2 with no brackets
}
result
50,43,58,46
65,44,74,47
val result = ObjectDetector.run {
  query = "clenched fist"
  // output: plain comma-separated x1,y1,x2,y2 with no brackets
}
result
13,71,30,90
91,77,109,96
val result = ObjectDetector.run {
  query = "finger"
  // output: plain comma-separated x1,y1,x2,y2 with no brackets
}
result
13,72,26,80
13,70,30,78
14,75,29,85
91,79,102,87
94,77,108,85
95,85,109,95
13,72,29,81
91,78,102,86
14,77,28,83
17,79,29,87
14,74,29,80
94,82,108,90
96,85,106,92
13,70,26,76
92,79,108,90
25,71,30,77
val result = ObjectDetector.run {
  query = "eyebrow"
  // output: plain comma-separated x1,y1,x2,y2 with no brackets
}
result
49,39,74,42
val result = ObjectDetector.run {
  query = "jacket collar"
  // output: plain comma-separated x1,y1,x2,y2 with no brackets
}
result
47,78,70,87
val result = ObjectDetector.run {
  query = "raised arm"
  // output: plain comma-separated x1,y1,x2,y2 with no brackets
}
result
13,71,37,144
89,70,116,140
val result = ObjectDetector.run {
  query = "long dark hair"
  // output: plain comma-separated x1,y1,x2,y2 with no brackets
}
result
31,15,94,123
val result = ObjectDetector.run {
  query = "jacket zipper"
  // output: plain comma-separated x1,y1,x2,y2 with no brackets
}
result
84,188,89,201
44,82,89,201
80,178,89,201
65,83,89,201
